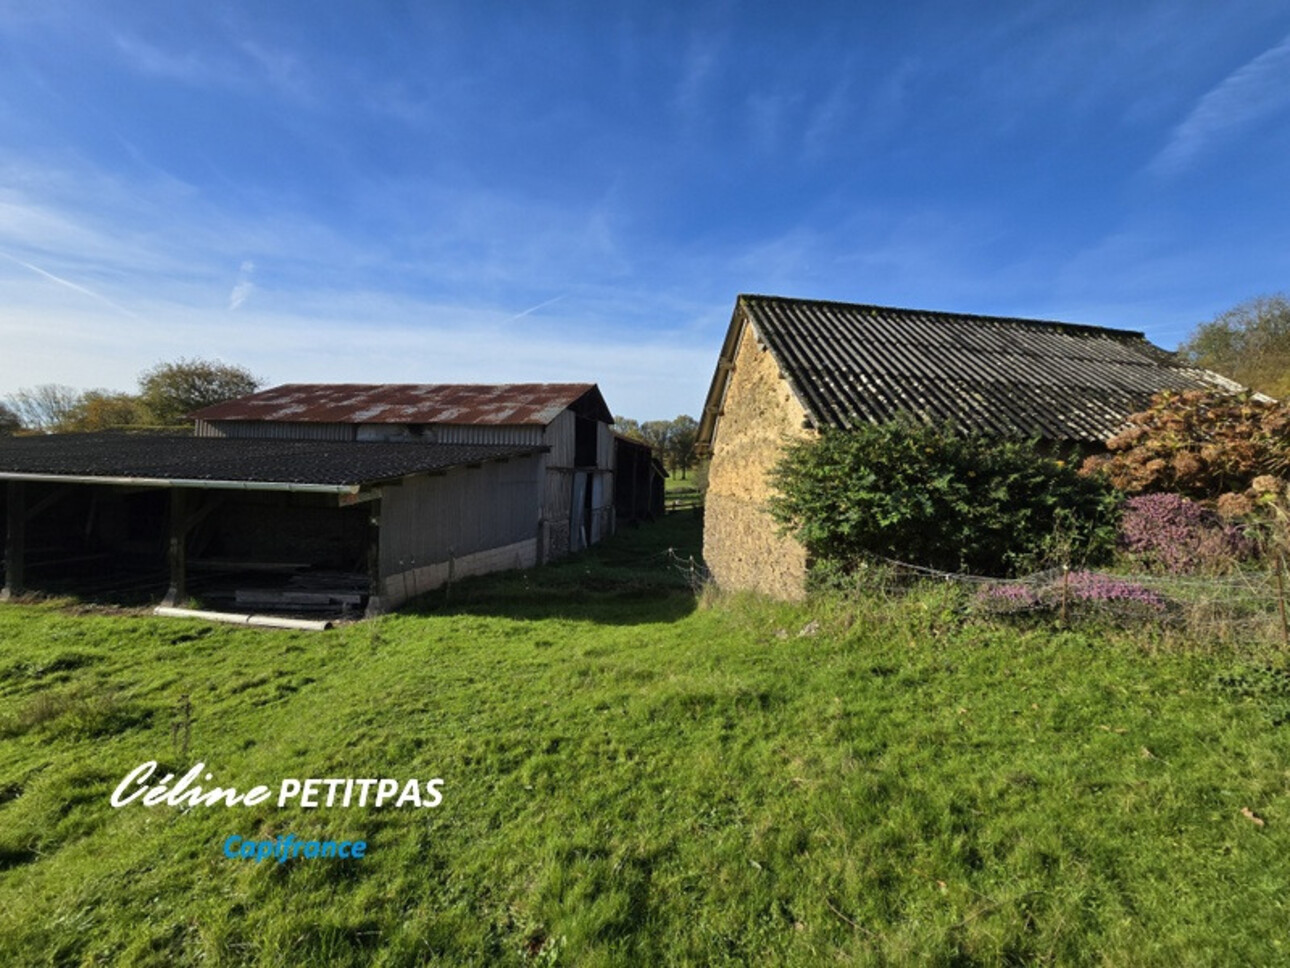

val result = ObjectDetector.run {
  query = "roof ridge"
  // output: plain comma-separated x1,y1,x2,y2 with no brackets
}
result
737,293,1148,341
263,381,596,390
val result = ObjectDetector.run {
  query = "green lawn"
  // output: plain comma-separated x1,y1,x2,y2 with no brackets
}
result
1,515,1289,966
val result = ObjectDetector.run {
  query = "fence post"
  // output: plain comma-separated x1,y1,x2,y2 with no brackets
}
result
1060,564,1070,629
1277,554,1288,651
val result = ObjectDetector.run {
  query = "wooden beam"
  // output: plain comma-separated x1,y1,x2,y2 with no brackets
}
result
25,485,73,522
363,500,384,618
1,481,26,601
184,491,223,531
161,488,187,607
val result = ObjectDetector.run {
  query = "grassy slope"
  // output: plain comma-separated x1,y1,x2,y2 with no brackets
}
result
1,512,1289,966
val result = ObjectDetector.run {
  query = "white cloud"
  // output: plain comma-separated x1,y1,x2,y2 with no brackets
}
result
1151,33,1290,175
228,260,255,311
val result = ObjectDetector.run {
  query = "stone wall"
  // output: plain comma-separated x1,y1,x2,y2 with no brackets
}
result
703,317,812,599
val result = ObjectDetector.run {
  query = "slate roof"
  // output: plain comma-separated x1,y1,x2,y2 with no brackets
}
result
698,294,1244,447
0,433,545,489
191,383,612,426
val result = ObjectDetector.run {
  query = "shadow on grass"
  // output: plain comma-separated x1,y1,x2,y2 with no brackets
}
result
400,511,706,626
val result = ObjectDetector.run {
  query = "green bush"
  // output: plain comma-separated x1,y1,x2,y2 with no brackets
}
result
768,422,1120,577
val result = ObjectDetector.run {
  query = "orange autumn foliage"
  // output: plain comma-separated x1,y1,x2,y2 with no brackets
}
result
1080,390,1290,502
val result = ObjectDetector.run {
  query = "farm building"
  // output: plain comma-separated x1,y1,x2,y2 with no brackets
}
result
0,383,622,615
612,433,667,524
696,294,1245,599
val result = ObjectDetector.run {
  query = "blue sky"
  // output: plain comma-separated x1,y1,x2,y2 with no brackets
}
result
2,1,1289,419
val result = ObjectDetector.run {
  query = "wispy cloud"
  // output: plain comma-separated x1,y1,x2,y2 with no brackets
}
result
0,250,137,317
802,72,854,159
237,39,312,102
745,90,796,154
112,31,315,103
1151,33,1290,175
112,33,210,84
228,260,255,311
673,33,724,122
0,153,720,417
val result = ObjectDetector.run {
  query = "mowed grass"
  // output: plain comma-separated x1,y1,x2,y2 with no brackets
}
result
1,512,1289,966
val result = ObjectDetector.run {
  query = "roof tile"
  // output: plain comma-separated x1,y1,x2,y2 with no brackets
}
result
700,294,1243,445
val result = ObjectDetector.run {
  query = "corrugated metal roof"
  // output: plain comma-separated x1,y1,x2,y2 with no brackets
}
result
698,294,1245,447
191,383,611,426
0,433,545,488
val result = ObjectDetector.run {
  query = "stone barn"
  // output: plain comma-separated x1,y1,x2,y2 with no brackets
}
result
695,294,1245,599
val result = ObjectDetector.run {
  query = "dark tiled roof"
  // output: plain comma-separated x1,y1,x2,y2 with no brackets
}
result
191,383,612,426
698,294,1243,446
0,433,545,488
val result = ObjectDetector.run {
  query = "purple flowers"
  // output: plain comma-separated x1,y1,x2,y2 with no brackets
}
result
978,570,1167,614
1064,571,1168,610
1118,493,1252,574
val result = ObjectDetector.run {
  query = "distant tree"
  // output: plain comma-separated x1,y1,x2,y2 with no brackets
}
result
138,358,262,425
5,384,82,432
639,419,673,460
61,390,152,432
613,415,644,441
666,415,699,479
1179,294,1290,398
0,401,20,435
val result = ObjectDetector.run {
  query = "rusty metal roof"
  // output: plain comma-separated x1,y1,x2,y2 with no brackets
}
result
698,294,1246,448
191,383,612,426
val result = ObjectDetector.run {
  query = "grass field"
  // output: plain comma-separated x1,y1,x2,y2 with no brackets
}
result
2,511,1289,966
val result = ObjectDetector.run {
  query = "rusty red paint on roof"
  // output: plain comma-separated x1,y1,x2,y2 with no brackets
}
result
191,383,607,426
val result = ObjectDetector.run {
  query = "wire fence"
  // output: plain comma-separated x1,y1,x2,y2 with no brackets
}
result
670,536,1290,649
808,549,1290,649
664,548,711,592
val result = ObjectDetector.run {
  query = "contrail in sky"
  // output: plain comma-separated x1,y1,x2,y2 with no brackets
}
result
0,251,139,318
504,294,566,323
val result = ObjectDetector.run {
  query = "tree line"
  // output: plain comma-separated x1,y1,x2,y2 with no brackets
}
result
0,359,261,434
1178,294,1290,399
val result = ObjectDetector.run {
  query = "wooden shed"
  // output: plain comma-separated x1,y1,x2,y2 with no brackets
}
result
612,433,667,524
696,294,1246,599
1,383,619,615
192,383,617,563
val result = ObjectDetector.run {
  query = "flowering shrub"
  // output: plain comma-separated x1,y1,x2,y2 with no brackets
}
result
976,583,1041,609
1216,492,1256,518
1118,493,1252,573
977,571,1166,614
1080,389,1290,499
1064,571,1168,610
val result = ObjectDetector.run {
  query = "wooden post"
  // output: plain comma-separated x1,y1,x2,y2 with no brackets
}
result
1059,565,1070,628
1277,554,1288,652
1,481,26,601
364,500,383,618
162,488,187,607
